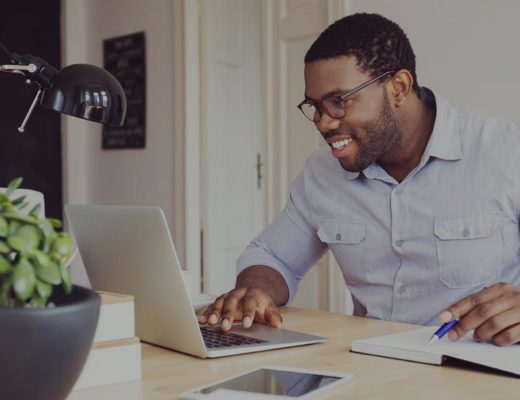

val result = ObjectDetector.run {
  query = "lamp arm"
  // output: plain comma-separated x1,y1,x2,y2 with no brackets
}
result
0,49,61,132
1,62,47,133
17,88,43,133
0,41,56,85
1,53,57,87
1,63,38,75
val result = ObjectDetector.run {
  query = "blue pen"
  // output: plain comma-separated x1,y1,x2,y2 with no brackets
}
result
427,319,458,344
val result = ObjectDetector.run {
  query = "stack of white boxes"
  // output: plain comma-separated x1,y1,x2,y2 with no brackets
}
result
73,292,141,391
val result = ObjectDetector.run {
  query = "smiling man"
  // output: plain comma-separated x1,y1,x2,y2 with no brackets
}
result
199,13,520,345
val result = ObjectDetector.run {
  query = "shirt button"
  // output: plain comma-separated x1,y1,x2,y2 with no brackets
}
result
395,240,404,247
462,228,470,238
336,233,341,240
397,285,406,294
395,189,403,196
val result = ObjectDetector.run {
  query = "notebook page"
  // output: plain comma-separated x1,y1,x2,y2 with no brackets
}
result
429,330,520,375
352,327,441,364
352,326,520,375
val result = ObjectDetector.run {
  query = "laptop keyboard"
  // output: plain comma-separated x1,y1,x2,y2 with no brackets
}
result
200,327,269,349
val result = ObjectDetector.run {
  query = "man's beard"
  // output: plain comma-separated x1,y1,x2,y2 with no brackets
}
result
341,93,401,172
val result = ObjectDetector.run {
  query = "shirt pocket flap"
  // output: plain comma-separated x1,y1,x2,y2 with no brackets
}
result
317,221,366,244
434,215,505,240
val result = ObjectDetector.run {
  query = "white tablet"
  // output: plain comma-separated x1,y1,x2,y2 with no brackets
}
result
178,366,354,399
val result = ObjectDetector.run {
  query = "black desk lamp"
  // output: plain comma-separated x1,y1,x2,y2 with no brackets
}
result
0,42,126,132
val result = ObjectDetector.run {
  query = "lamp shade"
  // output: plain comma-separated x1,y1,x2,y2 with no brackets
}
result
40,64,126,126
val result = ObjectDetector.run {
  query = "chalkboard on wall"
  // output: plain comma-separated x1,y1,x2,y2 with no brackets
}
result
102,32,146,149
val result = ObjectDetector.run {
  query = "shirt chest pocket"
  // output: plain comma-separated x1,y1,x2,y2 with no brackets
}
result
317,220,367,284
434,215,505,289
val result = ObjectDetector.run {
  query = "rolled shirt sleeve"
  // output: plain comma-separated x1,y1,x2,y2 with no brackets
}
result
236,172,327,304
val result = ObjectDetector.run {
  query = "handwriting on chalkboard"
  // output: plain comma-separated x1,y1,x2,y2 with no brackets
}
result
102,32,146,149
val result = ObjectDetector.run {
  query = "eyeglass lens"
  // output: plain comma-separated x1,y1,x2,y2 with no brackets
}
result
300,98,345,122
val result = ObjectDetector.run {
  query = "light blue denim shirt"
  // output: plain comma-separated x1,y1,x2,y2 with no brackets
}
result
237,88,520,326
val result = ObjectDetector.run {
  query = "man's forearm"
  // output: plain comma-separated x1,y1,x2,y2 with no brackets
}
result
235,265,289,306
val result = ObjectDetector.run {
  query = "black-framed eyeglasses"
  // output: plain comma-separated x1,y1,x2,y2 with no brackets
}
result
297,71,395,122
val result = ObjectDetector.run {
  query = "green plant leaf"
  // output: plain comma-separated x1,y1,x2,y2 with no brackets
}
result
0,254,12,274
16,225,41,251
48,218,62,229
28,203,42,218
18,202,29,211
3,212,39,226
0,240,10,254
35,280,52,299
7,225,41,254
13,258,36,301
40,219,57,253
59,260,72,295
5,177,23,196
35,261,61,285
7,236,27,253
52,233,74,258
0,217,8,238
31,295,48,308
30,250,51,268
11,195,27,206
8,220,21,236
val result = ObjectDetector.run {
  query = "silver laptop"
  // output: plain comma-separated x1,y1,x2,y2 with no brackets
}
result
65,205,326,358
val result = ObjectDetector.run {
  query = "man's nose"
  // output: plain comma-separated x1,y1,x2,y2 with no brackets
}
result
315,111,340,133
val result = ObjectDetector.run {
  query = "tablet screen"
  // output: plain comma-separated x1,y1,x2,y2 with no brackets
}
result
198,368,342,397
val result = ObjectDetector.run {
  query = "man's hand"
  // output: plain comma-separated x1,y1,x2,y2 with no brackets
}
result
439,282,520,346
198,287,283,332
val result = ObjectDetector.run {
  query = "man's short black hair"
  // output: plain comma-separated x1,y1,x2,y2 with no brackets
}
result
305,13,419,93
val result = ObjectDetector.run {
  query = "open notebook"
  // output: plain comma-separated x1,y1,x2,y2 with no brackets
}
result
351,326,520,376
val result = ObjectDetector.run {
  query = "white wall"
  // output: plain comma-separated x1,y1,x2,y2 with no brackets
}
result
347,0,520,122
62,0,177,229
62,0,181,285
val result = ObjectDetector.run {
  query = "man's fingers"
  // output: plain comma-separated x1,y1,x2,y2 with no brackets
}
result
474,307,520,344
220,292,243,331
451,293,517,340
242,293,258,328
493,322,520,346
197,287,281,331
441,285,502,323
197,306,209,323
441,284,520,342
201,295,226,325
264,305,283,328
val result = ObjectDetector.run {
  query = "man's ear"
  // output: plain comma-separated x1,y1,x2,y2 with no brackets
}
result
388,70,414,107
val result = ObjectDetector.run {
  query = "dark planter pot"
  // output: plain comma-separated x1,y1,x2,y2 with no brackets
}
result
0,285,101,400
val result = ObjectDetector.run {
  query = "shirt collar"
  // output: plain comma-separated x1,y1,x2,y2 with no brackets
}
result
421,87,463,161
344,170,360,180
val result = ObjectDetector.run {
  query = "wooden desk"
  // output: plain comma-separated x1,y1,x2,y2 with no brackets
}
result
69,307,519,399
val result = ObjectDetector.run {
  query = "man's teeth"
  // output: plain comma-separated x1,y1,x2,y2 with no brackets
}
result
332,138,352,149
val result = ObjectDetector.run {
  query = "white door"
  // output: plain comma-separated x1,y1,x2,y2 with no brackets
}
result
200,0,264,295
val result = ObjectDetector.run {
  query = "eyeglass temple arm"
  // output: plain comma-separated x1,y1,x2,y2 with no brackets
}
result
340,71,395,101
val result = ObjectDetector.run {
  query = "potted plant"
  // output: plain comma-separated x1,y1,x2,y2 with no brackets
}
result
0,178,100,400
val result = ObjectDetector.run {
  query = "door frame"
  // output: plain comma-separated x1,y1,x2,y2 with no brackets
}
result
172,0,202,291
